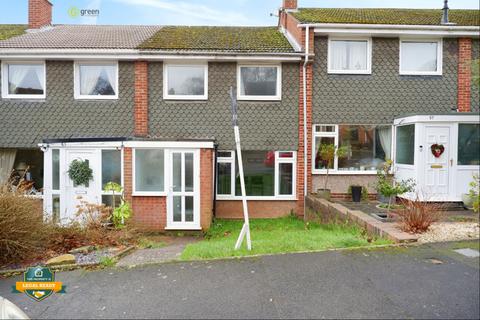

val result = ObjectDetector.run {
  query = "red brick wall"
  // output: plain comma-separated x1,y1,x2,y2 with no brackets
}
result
282,0,297,10
28,0,52,29
200,148,214,230
134,61,149,137
215,200,297,219
458,38,472,112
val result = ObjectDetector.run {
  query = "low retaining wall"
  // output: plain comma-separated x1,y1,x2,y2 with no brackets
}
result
305,196,418,243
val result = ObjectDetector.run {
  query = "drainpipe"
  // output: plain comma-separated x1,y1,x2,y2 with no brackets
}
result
212,142,219,218
302,25,309,216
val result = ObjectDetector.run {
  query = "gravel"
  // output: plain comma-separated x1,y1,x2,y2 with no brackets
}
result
74,248,121,265
418,222,480,243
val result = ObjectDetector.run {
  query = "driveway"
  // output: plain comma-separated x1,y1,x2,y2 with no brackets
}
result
1,241,479,319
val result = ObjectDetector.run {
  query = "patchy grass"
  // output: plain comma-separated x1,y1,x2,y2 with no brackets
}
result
181,216,392,260
99,256,116,268
137,237,167,249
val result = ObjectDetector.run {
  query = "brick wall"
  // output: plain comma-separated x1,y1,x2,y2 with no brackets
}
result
215,200,296,219
134,61,149,136
282,0,297,10
28,0,52,29
200,148,214,230
458,38,472,112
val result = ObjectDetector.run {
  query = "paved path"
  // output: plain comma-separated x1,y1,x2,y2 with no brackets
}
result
1,241,478,319
116,237,198,267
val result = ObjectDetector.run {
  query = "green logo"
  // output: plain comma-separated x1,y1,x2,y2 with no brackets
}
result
12,266,66,302
68,6,80,18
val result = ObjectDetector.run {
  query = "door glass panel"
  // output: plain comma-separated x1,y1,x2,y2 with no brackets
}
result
185,196,194,222
173,196,182,222
185,153,194,192
52,149,60,190
396,125,415,165
52,195,60,223
172,153,182,192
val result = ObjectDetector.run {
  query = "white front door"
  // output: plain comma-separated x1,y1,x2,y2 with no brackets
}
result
65,149,100,222
167,150,200,229
424,125,451,200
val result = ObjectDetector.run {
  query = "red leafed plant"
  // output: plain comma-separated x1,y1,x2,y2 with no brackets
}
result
397,195,444,233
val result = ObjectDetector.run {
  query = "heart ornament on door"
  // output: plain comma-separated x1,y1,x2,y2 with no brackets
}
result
430,143,445,158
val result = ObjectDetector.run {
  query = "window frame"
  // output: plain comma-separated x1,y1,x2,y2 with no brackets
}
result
216,150,296,200
327,37,372,75
132,148,167,196
399,38,443,76
312,124,393,175
237,64,282,101
100,148,124,200
74,61,119,100
163,62,208,100
1,60,46,99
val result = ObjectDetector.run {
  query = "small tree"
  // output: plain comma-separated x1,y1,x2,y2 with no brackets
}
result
103,182,132,228
318,143,348,191
468,174,480,213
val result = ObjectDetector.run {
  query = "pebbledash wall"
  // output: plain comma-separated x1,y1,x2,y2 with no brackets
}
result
310,37,473,195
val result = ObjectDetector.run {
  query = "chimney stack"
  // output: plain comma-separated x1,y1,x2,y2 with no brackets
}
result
29,0,53,29
282,0,297,10
441,0,449,24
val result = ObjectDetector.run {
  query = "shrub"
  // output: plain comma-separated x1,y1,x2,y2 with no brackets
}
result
397,196,444,233
0,187,48,265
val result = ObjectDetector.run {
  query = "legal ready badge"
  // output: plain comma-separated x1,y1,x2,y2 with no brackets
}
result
12,266,66,301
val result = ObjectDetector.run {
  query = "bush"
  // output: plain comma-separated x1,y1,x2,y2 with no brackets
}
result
0,187,48,265
397,197,443,234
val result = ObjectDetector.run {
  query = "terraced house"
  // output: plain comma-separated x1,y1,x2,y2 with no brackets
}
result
0,0,479,231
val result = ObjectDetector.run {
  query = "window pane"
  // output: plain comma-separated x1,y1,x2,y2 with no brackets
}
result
458,124,480,165
217,162,232,195
314,136,335,169
79,65,116,96
396,125,415,165
217,151,232,158
315,125,336,133
185,196,194,222
167,65,205,96
240,66,277,96
235,151,275,196
185,153,194,192
52,195,60,223
8,64,44,95
279,163,293,195
172,153,181,192
52,149,60,190
135,149,164,192
330,40,368,71
102,150,121,188
173,196,182,222
338,125,390,171
102,195,122,208
401,42,438,72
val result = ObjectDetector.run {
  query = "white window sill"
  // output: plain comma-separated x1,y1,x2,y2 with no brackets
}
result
74,95,118,100
165,226,201,230
327,70,371,75
163,95,208,101
132,192,167,197
237,96,281,101
2,94,46,99
399,71,442,76
312,170,378,175
216,196,297,201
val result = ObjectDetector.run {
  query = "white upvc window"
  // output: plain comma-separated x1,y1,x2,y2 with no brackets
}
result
237,64,282,101
312,124,393,175
1,61,46,99
327,38,372,74
133,148,166,196
216,150,296,200
163,63,208,100
74,61,118,99
399,39,443,75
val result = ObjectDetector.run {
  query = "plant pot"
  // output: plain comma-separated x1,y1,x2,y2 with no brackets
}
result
377,193,389,204
351,186,362,202
462,193,474,209
316,189,331,201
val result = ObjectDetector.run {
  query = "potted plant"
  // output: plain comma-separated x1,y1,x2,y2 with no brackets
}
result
316,143,347,200
462,174,479,212
350,185,363,202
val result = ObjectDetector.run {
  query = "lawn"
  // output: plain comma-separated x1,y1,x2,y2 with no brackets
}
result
181,216,392,260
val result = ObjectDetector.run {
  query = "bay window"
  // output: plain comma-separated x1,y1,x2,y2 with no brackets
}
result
328,38,372,74
399,39,442,75
237,65,281,100
458,123,480,166
74,62,118,99
216,150,295,198
313,125,392,173
163,64,208,100
1,61,46,99
134,149,165,194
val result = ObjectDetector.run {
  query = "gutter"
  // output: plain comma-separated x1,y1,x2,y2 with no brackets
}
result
297,22,480,31
302,25,309,217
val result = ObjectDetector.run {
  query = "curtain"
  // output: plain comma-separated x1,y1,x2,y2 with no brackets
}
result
8,65,30,94
331,41,347,70
104,66,116,93
80,65,101,95
378,126,392,160
0,149,17,185
331,41,367,70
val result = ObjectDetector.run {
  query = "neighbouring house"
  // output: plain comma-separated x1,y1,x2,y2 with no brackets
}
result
279,0,480,202
0,0,479,232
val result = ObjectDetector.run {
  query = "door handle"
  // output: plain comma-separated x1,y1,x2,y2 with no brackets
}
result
450,159,453,167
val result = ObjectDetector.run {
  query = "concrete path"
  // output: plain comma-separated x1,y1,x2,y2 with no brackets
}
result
0,241,478,319
117,237,198,267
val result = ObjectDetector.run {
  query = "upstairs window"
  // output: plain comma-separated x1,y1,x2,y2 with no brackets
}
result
163,64,208,100
1,61,46,99
237,65,281,100
74,62,118,99
328,38,372,74
399,39,442,75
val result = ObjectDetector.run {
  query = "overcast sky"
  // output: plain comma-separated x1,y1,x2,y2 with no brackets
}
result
0,0,478,26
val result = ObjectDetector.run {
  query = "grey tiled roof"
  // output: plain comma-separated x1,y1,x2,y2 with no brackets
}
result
0,25,162,49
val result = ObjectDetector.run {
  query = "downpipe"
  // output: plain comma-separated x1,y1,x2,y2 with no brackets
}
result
302,25,309,217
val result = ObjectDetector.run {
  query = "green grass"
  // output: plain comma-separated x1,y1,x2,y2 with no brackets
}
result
137,238,167,249
99,256,116,267
181,216,392,260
